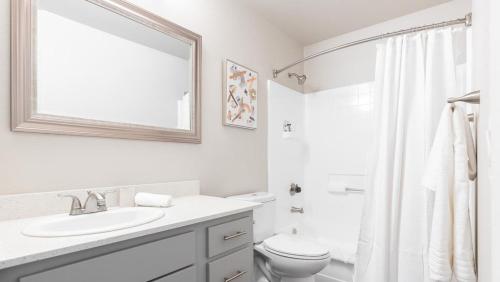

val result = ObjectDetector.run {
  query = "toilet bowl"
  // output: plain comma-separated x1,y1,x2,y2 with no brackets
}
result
228,192,330,282
255,233,330,281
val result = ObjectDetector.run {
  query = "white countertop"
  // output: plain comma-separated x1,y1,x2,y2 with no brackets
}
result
0,195,260,270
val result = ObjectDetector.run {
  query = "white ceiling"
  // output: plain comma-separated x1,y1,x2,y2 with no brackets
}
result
240,0,451,45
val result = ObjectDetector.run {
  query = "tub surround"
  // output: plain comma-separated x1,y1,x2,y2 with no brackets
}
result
0,183,260,270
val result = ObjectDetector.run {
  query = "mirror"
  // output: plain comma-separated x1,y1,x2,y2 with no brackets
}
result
11,0,202,143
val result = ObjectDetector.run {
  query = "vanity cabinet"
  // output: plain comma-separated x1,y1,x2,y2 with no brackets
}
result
0,212,254,282
19,232,196,282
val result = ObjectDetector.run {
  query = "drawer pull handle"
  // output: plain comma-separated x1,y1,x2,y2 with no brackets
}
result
224,270,247,282
224,231,247,240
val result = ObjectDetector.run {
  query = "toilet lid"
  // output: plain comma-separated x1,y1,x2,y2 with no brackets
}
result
263,234,330,258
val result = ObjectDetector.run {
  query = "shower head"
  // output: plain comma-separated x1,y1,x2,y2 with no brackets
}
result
288,73,307,85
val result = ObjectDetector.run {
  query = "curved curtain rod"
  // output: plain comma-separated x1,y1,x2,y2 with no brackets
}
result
272,13,473,78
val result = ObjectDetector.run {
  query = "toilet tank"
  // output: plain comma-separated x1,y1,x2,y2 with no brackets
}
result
227,192,276,243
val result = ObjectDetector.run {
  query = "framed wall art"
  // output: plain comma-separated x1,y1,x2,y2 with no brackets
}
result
222,59,258,129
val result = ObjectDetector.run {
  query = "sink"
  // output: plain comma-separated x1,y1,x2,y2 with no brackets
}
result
22,207,165,238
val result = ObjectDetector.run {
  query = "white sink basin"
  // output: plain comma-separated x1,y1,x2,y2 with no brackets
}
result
22,207,165,238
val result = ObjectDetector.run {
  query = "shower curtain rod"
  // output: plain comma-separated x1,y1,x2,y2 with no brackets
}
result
272,13,473,78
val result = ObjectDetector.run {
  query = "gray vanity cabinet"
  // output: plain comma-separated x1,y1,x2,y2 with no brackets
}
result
0,211,254,282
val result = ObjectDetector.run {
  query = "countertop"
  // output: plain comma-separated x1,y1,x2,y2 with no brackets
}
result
0,195,260,270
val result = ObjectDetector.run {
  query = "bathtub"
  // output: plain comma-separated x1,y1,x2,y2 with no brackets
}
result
278,219,356,282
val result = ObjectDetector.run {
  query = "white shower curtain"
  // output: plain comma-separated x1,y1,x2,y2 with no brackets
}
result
354,27,469,282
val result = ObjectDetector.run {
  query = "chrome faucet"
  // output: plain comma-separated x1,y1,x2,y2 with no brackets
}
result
58,194,84,215
290,206,304,214
84,191,108,213
58,190,111,216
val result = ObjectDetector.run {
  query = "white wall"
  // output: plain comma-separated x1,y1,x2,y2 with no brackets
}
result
489,0,500,278
303,0,472,93
489,1,500,276
473,0,500,280
0,0,304,196
267,81,306,232
471,0,490,280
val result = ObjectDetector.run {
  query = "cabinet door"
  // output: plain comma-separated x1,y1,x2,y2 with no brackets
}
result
20,232,195,282
208,247,253,282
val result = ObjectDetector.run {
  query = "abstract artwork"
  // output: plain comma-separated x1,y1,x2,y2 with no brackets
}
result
223,59,258,129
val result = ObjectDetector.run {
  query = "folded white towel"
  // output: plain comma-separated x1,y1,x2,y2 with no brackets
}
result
134,193,172,207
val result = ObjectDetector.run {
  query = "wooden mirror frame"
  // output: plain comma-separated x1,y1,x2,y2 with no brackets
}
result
11,0,202,143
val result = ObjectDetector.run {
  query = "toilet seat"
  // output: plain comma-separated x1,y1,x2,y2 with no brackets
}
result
263,234,330,260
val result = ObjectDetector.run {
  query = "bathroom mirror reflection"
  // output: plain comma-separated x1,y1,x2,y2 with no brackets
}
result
12,0,202,142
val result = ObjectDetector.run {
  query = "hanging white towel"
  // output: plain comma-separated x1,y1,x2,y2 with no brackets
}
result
451,107,476,282
422,105,476,282
422,106,454,281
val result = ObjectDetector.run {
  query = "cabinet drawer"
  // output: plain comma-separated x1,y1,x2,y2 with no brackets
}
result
152,266,196,282
208,246,253,282
208,217,252,257
20,232,195,282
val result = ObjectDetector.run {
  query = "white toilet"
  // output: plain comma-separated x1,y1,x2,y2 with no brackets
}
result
228,192,330,282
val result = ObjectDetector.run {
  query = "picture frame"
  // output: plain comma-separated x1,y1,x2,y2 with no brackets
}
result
222,59,258,129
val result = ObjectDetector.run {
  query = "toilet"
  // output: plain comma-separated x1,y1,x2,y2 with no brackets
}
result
228,192,330,282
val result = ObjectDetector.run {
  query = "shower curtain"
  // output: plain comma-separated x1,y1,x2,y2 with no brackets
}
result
354,27,469,282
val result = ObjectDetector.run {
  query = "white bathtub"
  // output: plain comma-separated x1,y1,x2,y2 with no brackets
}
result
278,219,356,282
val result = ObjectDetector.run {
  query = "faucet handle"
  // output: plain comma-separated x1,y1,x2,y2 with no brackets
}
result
58,193,83,215
58,193,81,203
86,190,107,207
290,183,302,195
86,190,117,210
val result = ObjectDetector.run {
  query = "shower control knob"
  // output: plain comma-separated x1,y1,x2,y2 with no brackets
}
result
290,183,302,195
